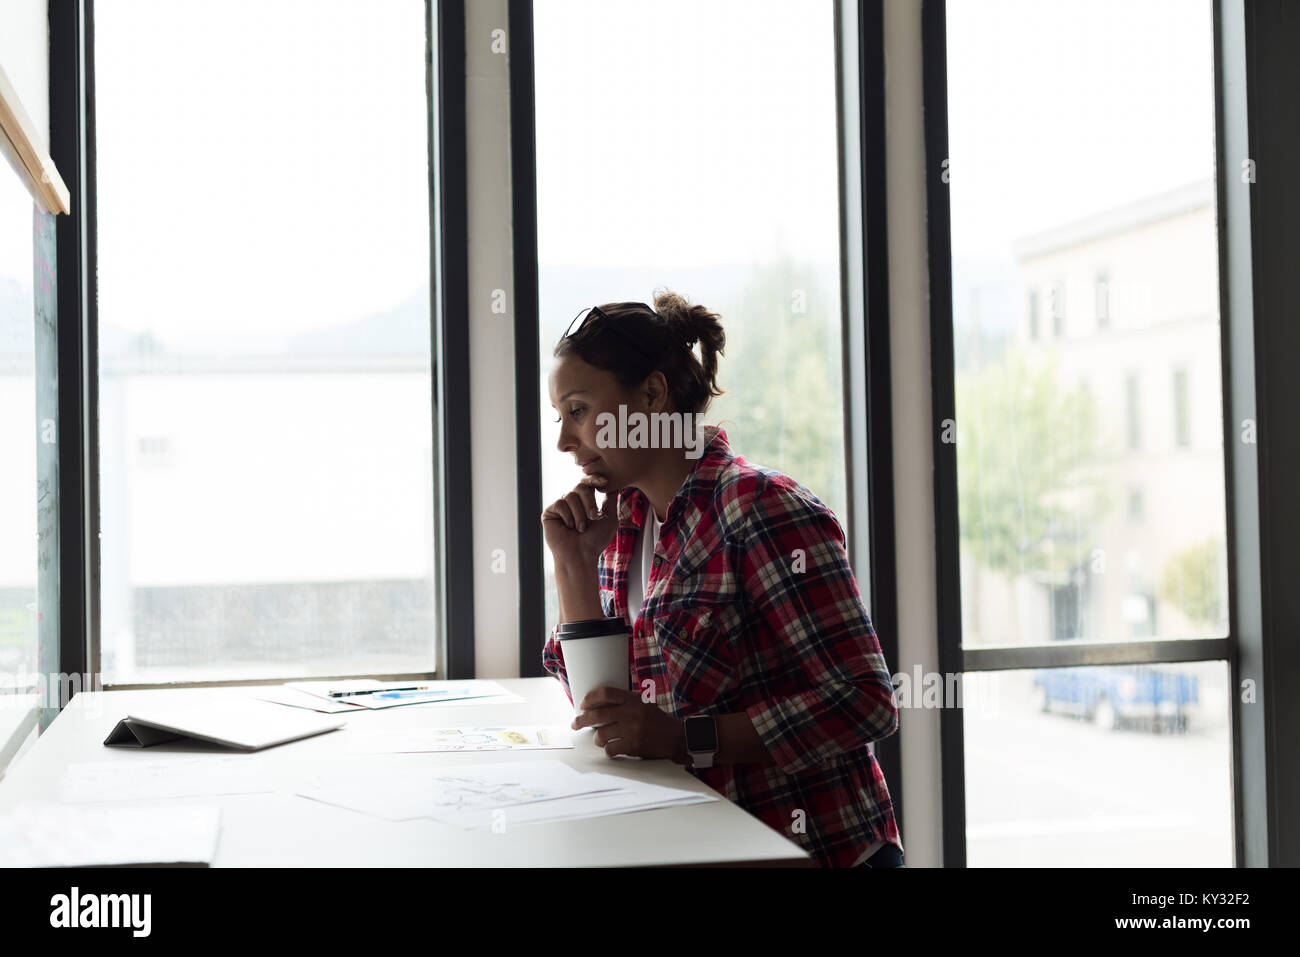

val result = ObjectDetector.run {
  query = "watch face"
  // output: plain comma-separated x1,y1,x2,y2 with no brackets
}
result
685,716,717,752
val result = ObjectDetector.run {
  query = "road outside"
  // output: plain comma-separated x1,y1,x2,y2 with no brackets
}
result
961,662,1233,867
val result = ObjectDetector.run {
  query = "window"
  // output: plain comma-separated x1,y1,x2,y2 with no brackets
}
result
1173,366,1190,448
93,0,438,683
945,0,1231,865
1125,372,1141,450
1127,484,1144,522
1028,289,1039,339
532,0,847,636
1095,269,1109,329
964,662,1232,866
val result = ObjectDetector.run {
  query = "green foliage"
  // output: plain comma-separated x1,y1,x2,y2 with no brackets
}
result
0,605,32,650
955,344,1111,581
1158,537,1226,627
707,259,847,527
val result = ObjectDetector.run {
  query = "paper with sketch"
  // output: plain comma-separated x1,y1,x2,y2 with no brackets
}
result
441,773,717,830
0,803,221,867
294,759,619,822
294,759,717,829
341,725,574,754
60,756,275,803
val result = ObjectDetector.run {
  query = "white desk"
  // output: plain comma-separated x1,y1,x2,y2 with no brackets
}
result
0,678,810,867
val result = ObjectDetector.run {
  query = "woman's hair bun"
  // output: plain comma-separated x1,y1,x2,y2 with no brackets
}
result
655,287,728,356
651,288,726,409
654,290,700,348
554,289,725,415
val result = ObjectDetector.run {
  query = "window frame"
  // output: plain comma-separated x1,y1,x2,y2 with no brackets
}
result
920,0,1300,867
51,0,472,691
925,0,1237,868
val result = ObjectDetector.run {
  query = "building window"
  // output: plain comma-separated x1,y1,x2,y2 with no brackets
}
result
1126,372,1141,450
1095,269,1110,329
1127,484,1144,522
1174,367,1190,448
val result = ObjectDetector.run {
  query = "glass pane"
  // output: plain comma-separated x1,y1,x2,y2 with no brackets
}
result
946,0,1228,646
0,163,37,705
963,662,1233,865
533,0,846,636
94,0,437,683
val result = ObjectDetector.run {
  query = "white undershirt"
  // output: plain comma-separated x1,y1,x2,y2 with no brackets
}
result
626,506,662,624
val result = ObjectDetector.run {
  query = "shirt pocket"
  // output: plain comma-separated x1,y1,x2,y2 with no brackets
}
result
651,604,738,713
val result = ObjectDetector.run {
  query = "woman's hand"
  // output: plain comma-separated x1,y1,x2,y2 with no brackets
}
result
541,475,620,564
571,687,688,763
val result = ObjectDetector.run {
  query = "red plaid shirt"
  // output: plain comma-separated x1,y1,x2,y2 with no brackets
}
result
543,426,902,868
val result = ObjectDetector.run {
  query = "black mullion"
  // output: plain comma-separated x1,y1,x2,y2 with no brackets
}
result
1215,0,1300,868
921,0,966,869
433,0,474,679
839,0,905,847
508,0,545,678
49,0,97,698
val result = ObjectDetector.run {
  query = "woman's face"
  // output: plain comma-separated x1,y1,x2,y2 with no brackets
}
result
548,353,658,490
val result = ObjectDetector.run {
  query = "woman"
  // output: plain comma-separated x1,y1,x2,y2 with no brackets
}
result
540,290,904,869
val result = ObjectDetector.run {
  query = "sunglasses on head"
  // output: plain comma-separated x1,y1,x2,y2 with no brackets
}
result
561,305,611,340
560,304,657,353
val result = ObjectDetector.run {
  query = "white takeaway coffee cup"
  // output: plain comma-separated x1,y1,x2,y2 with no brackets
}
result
557,617,631,728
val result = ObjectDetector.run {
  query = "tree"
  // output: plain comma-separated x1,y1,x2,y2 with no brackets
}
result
1158,537,1226,629
707,258,847,528
955,344,1111,643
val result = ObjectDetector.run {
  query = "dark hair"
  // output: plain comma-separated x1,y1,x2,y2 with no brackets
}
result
553,289,725,414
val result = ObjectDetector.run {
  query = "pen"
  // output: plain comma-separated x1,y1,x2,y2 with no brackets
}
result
328,685,431,698
371,689,458,699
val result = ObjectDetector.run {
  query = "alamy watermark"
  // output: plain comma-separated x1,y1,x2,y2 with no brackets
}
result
594,405,708,459
1,664,102,714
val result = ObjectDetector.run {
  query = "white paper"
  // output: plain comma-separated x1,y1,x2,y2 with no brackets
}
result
285,678,386,698
339,725,574,754
294,759,716,829
284,679,523,710
340,680,525,710
252,687,368,714
442,773,717,830
294,759,619,822
0,803,221,867
60,756,275,802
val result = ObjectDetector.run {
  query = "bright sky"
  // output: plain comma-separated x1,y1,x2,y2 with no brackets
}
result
93,0,429,344
87,0,1215,341
946,0,1215,260
534,0,841,269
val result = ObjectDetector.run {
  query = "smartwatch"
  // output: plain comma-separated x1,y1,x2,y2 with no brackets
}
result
684,715,719,769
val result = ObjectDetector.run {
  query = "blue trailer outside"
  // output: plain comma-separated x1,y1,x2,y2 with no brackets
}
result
1032,665,1198,732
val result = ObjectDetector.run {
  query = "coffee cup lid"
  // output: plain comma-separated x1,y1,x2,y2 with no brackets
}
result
557,617,631,640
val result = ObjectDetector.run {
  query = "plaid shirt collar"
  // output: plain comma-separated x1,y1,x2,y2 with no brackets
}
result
616,425,730,535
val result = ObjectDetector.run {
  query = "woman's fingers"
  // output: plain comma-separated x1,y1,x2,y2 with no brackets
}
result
542,477,613,533
564,491,592,531
600,487,618,519
543,497,577,530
